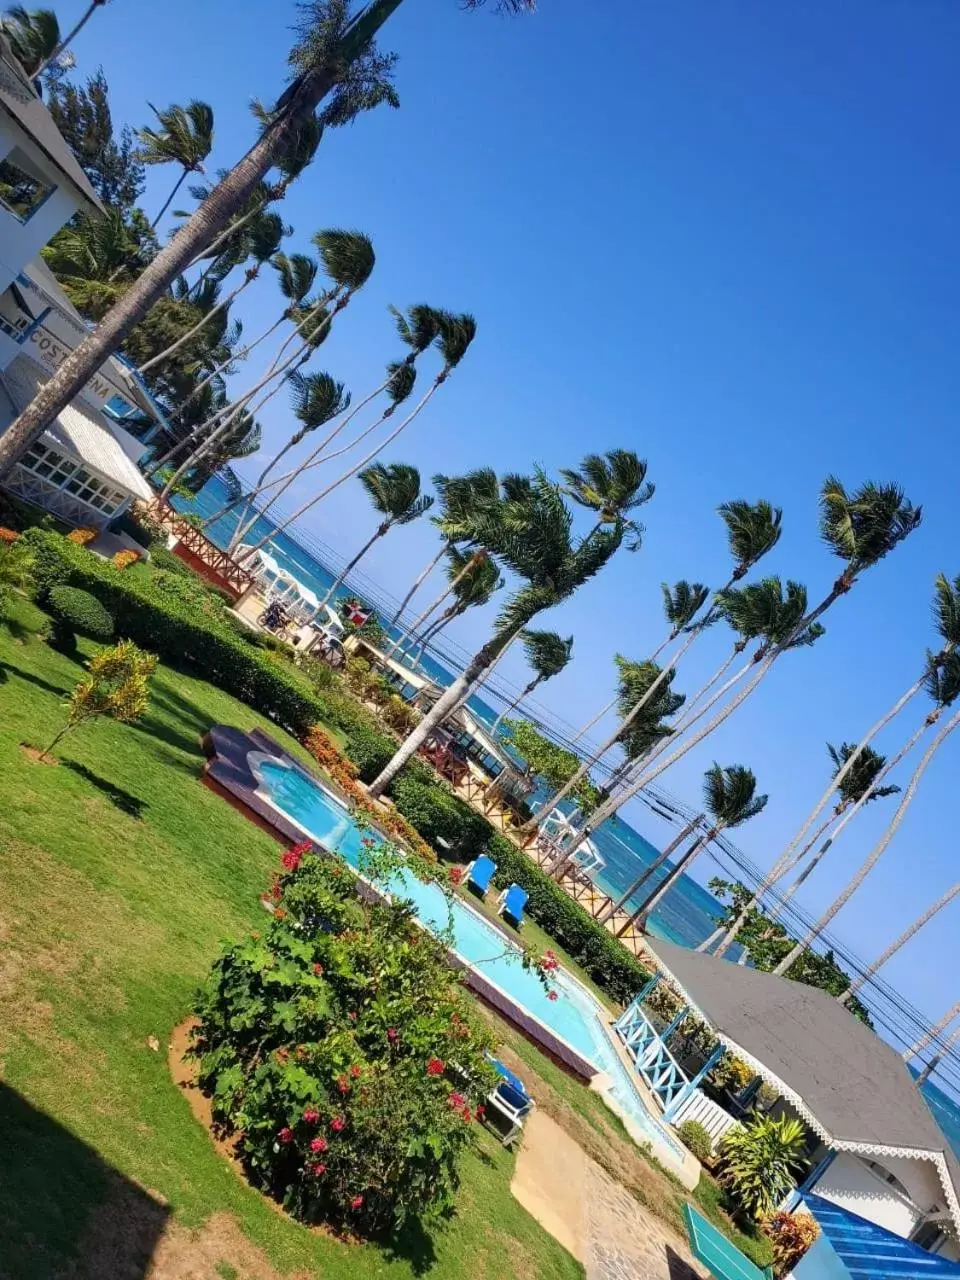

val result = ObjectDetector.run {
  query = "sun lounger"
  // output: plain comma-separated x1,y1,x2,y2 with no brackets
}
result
485,1055,535,1147
497,883,528,928
465,854,496,896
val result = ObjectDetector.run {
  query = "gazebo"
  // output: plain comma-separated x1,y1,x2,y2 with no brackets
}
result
617,938,960,1259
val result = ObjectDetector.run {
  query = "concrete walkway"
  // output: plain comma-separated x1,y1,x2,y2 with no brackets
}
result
512,1112,705,1280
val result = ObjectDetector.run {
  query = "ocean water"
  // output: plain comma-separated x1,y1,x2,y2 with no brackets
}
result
173,476,960,1151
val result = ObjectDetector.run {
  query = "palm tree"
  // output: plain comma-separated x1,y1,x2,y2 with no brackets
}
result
402,546,503,666
839,881,960,1007
773,653,960,976
139,211,286,374
490,632,574,734
711,570,956,960
314,463,433,612
903,1004,960,1066
0,0,535,484
915,1021,960,1088
35,0,110,76
597,814,704,926
1,5,58,77
237,310,476,563
620,764,767,937
137,100,215,228
367,468,626,798
560,449,654,549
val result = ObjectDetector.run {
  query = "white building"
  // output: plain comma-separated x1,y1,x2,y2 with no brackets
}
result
0,40,156,527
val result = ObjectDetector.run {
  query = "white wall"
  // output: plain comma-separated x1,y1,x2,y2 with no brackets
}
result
0,115,79,300
812,1151,945,1240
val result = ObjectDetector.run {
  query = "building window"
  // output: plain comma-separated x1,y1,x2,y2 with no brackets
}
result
20,441,126,516
0,147,55,222
912,1221,947,1254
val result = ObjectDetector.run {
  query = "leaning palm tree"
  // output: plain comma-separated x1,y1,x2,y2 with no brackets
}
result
597,814,705,926
490,632,574,734
712,569,955,960
314,463,433,612
367,468,626,798
773,652,960,976
1,5,58,77
620,764,767,937
560,449,655,549
903,1004,960,1066
839,880,960,1007
137,100,215,228
915,1021,960,1088
0,0,535,484
402,546,503,666
237,310,477,564
35,0,110,75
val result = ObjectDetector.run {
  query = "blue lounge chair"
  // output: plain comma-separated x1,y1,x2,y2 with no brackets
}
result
485,1055,534,1146
497,883,528,928
465,854,496,897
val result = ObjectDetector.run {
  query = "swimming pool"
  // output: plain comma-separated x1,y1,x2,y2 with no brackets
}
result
255,756,683,1158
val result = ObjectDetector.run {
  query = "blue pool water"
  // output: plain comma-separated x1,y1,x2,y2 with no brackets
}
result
256,757,682,1154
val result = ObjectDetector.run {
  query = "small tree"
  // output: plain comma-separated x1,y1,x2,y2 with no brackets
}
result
0,530,33,620
716,1113,808,1221
43,641,157,760
505,719,600,812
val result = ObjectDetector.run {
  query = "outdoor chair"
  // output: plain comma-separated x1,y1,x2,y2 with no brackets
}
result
484,1055,535,1147
464,854,497,897
497,883,528,928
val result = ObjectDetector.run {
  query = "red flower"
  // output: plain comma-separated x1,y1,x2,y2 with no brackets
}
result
361,836,376,848
270,881,282,903
303,1107,320,1124
278,1127,294,1144
449,866,464,886
350,1064,361,1079
461,1107,473,1123
310,1136,328,1153
337,1075,350,1094
448,1092,465,1109
351,1195,364,1210
331,1116,345,1132
426,1058,445,1077
282,846,304,871
476,1104,486,1119
310,1162,327,1176
547,989,559,1001
348,1011,357,1022
386,1027,399,1042
313,962,324,976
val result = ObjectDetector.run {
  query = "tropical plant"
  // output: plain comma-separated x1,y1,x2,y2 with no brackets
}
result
490,631,574,733
505,719,601,813
137,99,215,227
367,468,625,797
41,207,156,319
764,1210,819,1278
773,651,960,975
677,1119,713,1163
0,529,33,618
0,4,58,77
559,448,654,549
716,1114,808,1221
710,571,958,960
315,463,433,613
42,640,157,760
400,545,503,667
36,0,111,77
0,0,535,483
47,69,145,209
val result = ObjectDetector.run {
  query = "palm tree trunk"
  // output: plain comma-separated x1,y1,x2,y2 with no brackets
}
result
597,814,703,923
709,666,931,959
772,706,960,976
151,167,190,230
903,1003,960,1063
626,826,719,935
916,1021,960,1087
139,272,255,374
520,623,704,839
36,0,103,75
237,372,448,565
316,525,388,613
572,696,618,743
839,882,960,1006
180,315,287,414
491,678,538,736
406,605,460,668
0,0,406,482
390,541,450,626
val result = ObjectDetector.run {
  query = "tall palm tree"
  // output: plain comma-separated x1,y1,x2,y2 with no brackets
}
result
402,546,503,666
139,211,287,374
915,1021,960,1088
35,0,110,76
314,462,433,611
597,814,705,926
0,0,535,484
839,880,960,1007
490,631,574,734
137,100,215,228
560,449,655,549
712,571,957,959
773,652,960,976
367,468,626,798
237,310,476,563
620,764,767,937
0,5,58,77
903,1004,960,1066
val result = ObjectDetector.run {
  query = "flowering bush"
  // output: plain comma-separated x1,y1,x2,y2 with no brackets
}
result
112,549,142,570
0,527,19,543
192,846,498,1236
67,527,98,546
763,1211,819,1278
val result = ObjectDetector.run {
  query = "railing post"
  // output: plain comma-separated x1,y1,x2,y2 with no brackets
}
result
662,1042,725,1123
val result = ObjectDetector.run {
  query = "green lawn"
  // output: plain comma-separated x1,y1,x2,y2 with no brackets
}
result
0,599,581,1280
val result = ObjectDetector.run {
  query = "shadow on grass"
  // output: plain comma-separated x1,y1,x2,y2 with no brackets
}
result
0,658,71,698
381,1215,439,1277
0,1081,170,1279
61,760,148,819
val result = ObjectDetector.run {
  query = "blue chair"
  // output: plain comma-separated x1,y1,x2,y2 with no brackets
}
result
485,1056,534,1146
465,854,496,897
497,883,528,928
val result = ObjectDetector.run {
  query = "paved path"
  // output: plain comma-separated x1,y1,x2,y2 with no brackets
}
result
512,1111,705,1280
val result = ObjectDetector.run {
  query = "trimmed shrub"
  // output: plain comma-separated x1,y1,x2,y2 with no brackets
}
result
677,1119,713,1162
148,544,195,577
47,585,114,653
193,847,497,1235
343,720,397,784
391,773,494,861
485,833,651,1004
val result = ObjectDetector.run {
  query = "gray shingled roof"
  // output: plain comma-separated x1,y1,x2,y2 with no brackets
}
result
646,937,960,1224
0,48,103,213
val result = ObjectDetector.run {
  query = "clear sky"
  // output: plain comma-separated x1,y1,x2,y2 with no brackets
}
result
63,0,960,1021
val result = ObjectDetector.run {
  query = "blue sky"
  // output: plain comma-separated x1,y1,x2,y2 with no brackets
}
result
64,0,960,1020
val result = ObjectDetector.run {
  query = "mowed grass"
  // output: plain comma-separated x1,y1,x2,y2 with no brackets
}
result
0,599,581,1280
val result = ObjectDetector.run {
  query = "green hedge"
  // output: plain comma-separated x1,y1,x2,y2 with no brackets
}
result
485,833,651,1005
391,774,494,860
48,586,114,641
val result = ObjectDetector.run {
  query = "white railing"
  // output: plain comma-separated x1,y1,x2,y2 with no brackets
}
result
669,1088,740,1145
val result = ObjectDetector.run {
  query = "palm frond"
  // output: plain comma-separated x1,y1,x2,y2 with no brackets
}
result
389,303,442,356
385,360,416,407
718,499,783,575
703,763,767,828
357,462,428,524
313,228,375,291
273,252,319,305
932,572,960,648
924,650,960,710
434,310,477,370
287,369,350,438
819,476,922,570
662,580,710,631
520,630,574,682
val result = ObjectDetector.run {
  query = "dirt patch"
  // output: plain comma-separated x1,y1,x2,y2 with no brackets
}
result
20,742,56,764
